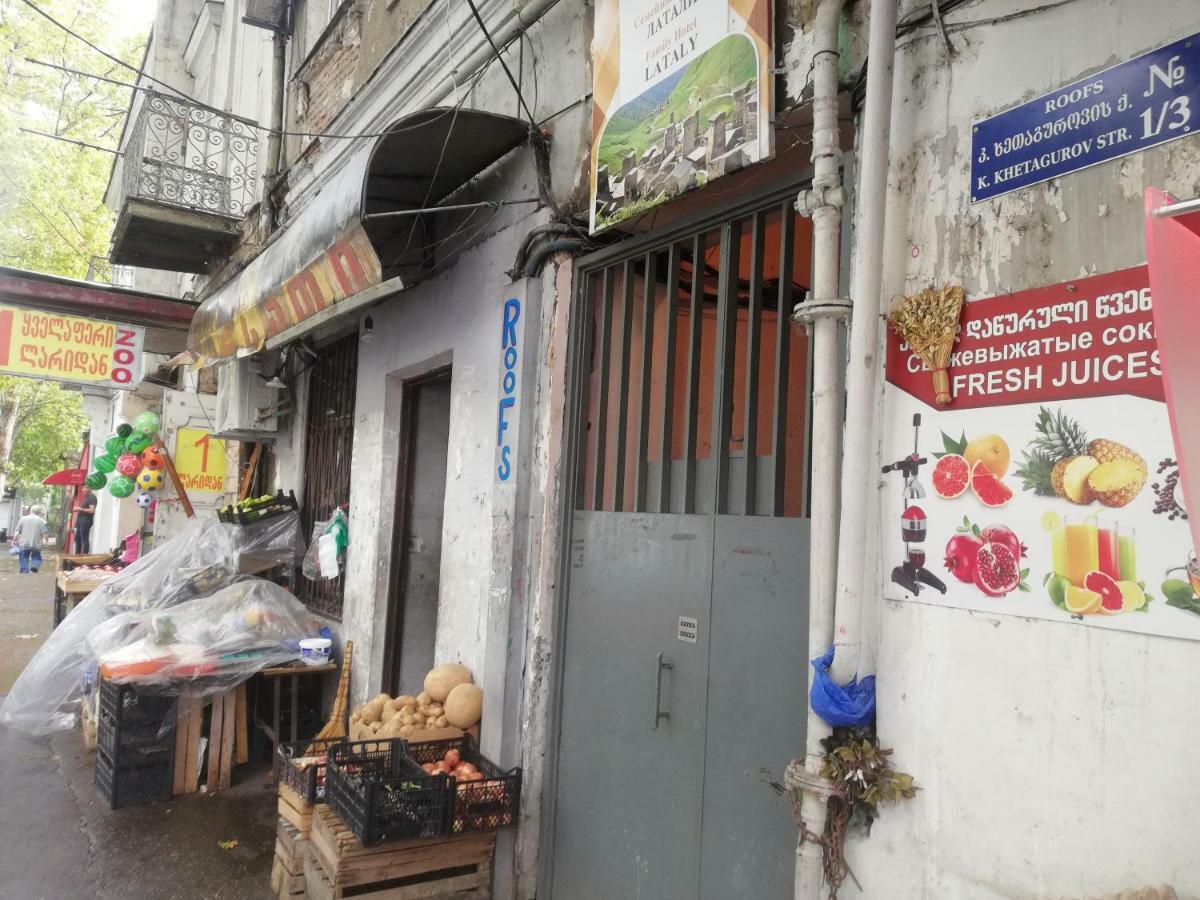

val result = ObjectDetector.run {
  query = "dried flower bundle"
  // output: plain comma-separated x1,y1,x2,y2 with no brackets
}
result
888,285,965,405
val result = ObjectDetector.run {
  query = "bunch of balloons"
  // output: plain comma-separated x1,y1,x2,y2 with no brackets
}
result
85,412,165,504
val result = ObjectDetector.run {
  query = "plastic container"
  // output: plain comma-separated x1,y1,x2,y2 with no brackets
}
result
97,707,176,765
95,747,173,809
325,738,448,846
275,737,345,804
299,638,332,666
217,490,299,526
99,678,175,723
404,735,521,834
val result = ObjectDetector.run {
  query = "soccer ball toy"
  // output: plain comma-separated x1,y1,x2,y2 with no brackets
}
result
137,468,165,491
133,411,161,438
141,448,164,470
135,491,154,509
115,453,141,476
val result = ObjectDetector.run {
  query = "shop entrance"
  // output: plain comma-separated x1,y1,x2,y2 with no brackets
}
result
383,369,452,696
549,185,815,899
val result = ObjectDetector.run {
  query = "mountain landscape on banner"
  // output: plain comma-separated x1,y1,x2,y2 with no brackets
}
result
597,34,756,174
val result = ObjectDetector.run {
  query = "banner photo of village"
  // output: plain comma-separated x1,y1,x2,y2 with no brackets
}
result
589,0,774,233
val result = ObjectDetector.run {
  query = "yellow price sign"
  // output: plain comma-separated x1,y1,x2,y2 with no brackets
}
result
174,427,228,494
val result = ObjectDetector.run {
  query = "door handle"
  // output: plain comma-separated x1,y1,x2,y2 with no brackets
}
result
653,652,673,729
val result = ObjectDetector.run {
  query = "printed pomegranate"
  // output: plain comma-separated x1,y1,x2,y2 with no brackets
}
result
944,533,984,584
973,541,1020,596
978,524,1027,561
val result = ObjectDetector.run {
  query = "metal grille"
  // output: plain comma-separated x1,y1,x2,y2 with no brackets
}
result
297,333,358,618
576,192,813,517
123,91,259,220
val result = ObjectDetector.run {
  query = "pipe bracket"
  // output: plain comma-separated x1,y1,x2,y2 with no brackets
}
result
795,185,846,217
784,759,834,799
791,297,851,326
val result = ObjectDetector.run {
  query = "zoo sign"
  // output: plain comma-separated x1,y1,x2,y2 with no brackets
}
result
972,32,1199,202
0,304,144,390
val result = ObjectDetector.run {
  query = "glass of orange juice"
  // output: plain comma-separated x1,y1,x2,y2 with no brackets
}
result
1188,554,1200,597
1063,516,1100,587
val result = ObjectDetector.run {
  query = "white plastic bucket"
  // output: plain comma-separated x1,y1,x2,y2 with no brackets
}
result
299,637,333,666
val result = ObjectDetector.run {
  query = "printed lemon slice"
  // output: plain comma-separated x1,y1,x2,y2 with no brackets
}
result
1116,580,1146,612
1064,585,1102,615
1040,510,1062,532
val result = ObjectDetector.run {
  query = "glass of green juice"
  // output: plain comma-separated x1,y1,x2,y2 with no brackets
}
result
1117,527,1136,582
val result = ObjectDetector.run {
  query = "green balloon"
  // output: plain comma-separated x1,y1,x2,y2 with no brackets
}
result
104,434,124,455
125,432,152,454
109,474,136,498
85,472,107,490
94,454,117,474
116,423,133,439
133,412,161,437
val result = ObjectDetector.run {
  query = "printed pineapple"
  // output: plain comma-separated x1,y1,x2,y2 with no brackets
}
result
1012,407,1146,507
1086,439,1147,507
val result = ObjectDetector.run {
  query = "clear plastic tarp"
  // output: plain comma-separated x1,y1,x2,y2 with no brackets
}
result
0,512,307,735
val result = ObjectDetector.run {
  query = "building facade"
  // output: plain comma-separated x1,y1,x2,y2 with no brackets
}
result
100,0,1200,897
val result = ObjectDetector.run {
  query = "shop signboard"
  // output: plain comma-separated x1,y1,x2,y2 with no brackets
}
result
173,426,228,495
0,304,144,390
972,32,1199,202
588,0,774,232
883,266,1199,641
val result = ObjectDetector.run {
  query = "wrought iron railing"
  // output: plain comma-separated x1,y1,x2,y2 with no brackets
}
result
86,255,134,288
121,91,259,220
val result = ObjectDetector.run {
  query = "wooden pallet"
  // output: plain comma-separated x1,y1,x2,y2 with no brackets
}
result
172,684,249,795
271,818,309,899
279,781,315,835
306,805,494,899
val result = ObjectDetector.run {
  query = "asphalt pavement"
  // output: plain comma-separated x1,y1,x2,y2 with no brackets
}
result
0,549,277,900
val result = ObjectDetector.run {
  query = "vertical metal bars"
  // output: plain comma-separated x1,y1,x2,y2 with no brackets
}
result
742,211,765,515
711,220,741,515
680,233,705,514
771,202,795,517
590,268,614,510
297,332,358,618
656,244,680,513
634,251,658,512
611,260,635,510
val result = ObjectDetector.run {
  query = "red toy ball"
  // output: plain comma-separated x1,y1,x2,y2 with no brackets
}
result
115,453,141,477
140,449,165,470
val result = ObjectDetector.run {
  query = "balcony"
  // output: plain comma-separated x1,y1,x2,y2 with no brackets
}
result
109,91,259,273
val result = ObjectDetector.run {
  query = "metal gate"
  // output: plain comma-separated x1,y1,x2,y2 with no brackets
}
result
549,183,815,899
297,332,358,618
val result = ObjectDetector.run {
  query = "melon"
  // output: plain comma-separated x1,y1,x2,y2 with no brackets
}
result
424,663,474,702
444,683,483,728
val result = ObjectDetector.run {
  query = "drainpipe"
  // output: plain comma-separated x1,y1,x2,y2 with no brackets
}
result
830,0,899,686
791,0,849,896
262,30,288,229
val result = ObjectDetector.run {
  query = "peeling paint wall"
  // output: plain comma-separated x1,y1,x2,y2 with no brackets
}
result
852,2,1200,896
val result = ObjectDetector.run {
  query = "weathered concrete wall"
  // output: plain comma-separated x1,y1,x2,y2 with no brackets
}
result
851,2,1200,896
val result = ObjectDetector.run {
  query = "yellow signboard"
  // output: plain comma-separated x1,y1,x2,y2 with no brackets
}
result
174,427,228,494
0,304,145,390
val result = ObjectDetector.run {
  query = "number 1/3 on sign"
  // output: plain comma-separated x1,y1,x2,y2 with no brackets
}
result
174,427,228,494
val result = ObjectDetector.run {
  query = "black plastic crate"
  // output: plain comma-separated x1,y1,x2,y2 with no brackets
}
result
99,679,175,724
97,708,175,765
325,739,448,846
275,737,345,804
404,735,521,834
218,490,298,525
94,748,173,809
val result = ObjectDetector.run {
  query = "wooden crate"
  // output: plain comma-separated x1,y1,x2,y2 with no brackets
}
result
271,818,309,899
278,781,315,835
306,804,494,900
172,684,249,795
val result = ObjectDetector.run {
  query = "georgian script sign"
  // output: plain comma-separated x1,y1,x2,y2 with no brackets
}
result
972,32,1199,202
0,305,144,390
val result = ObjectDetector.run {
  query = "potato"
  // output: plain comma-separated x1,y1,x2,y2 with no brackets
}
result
400,713,416,726
417,691,432,707
434,715,448,728
361,699,386,724
400,724,416,737
385,698,403,714
368,720,381,733
425,703,444,717
399,704,416,716
413,712,426,725
374,693,392,705
397,694,418,707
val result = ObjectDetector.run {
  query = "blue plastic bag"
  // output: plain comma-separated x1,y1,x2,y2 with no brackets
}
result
809,647,876,727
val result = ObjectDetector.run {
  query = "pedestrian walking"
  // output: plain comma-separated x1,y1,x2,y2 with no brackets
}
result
14,505,48,575
73,489,97,554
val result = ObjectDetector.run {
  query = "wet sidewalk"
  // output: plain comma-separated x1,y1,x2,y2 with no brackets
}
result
0,549,277,900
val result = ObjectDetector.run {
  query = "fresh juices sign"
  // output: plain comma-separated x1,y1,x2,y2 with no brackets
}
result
884,267,1198,642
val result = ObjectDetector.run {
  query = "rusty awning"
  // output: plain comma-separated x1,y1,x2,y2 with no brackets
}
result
0,267,194,355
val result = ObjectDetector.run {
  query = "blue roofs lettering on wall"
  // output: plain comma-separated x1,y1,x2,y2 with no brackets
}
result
497,297,521,482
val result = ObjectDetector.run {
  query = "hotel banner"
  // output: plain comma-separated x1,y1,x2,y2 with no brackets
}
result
589,0,773,232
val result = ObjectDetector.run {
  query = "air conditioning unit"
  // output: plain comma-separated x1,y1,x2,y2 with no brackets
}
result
213,357,280,441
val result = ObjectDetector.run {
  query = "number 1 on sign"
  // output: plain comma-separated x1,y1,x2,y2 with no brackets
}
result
194,432,211,471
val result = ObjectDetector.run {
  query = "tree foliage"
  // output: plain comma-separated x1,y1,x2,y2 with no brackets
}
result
0,375,86,490
0,0,144,277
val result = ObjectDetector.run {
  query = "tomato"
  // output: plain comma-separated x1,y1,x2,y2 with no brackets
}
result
444,749,461,769
457,762,477,776
421,763,436,774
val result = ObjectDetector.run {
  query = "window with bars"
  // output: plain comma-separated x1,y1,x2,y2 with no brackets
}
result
576,193,814,517
296,332,358,618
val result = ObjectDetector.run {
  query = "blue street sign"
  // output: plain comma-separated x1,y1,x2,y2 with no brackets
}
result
972,32,1199,202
